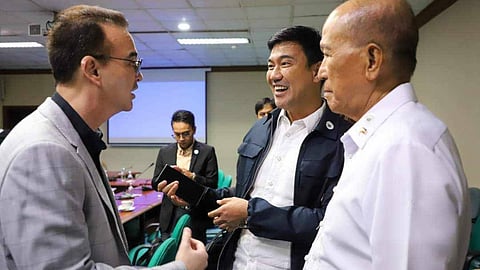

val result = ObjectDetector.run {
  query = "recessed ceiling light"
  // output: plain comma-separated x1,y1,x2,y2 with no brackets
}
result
178,20,190,31
177,38,249,45
0,42,44,48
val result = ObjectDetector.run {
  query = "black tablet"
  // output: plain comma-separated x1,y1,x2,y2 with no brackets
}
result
152,164,208,208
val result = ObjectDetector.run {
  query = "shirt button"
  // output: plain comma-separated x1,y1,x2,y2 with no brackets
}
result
276,156,282,161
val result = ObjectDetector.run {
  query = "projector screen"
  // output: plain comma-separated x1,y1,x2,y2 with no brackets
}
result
107,68,210,145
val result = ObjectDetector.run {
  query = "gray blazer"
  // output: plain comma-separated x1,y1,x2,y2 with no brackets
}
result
0,98,184,270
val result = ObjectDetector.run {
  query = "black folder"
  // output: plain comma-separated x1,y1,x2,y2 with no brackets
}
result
152,164,209,208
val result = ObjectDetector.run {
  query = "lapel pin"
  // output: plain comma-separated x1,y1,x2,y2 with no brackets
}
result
194,149,199,155
326,121,334,130
359,127,368,135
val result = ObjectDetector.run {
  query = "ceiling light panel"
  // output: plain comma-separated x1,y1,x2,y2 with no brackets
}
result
0,42,43,48
177,38,250,45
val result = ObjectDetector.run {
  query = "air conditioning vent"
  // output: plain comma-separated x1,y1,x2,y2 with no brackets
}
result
28,24,42,36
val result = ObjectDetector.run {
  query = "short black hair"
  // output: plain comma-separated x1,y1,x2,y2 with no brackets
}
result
255,97,276,115
171,110,195,128
267,25,323,66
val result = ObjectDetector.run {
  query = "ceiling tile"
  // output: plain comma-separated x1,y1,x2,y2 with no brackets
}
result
188,0,240,8
138,0,191,9
0,0,439,69
196,7,246,20
245,6,292,19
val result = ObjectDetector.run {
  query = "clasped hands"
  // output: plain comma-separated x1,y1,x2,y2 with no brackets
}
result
157,180,248,232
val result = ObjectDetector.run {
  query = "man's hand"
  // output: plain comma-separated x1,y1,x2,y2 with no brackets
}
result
177,167,196,181
156,180,189,207
175,227,208,270
208,197,248,232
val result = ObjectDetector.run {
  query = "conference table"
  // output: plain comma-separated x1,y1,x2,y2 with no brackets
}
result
110,178,163,246
110,178,162,223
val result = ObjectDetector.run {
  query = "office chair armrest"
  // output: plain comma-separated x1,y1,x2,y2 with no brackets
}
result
465,250,480,270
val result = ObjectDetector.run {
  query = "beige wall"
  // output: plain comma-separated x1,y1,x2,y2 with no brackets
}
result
0,71,270,182
206,71,270,180
1,0,479,187
412,0,480,187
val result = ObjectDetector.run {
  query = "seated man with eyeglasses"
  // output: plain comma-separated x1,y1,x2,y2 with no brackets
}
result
152,109,219,243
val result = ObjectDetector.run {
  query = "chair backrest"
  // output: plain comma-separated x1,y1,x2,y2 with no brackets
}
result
469,187,480,251
147,238,177,267
219,174,232,188
170,214,191,246
217,169,225,188
128,244,149,266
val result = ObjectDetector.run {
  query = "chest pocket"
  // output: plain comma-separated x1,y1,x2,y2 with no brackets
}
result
237,142,263,158
236,142,264,196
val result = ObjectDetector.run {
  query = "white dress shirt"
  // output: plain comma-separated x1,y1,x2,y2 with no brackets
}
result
233,105,325,270
304,83,470,270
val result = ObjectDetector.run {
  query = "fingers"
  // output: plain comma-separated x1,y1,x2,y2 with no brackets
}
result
166,182,179,196
157,180,178,193
180,227,192,242
207,198,229,217
156,180,168,192
171,165,182,173
207,208,219,218
170,195,189,207
176,227,208,270
189,237,207,252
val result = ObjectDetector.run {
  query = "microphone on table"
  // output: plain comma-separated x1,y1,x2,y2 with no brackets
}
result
137,162,155,177
136,162,155,190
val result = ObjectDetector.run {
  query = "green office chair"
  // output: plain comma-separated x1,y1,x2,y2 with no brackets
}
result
130,215,189,267
219,174,232,188
129,244,149,266
217,169,225,188
465,187,480,270
147,237,177,267
170,214,191,248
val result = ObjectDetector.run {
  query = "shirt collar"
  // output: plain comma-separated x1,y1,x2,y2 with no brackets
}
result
51,92,107,161
341,82,417,155
277,101,326,133
177,140,195,156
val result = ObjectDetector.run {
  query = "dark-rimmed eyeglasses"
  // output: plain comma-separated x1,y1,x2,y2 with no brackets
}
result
93,55,143,74
172,131,192,139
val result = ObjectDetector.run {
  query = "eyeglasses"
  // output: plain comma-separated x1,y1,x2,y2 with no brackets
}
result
172,131,192,139
94,55,143,74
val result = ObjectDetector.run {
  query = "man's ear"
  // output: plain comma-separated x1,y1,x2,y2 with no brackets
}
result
81,56,101,83
365,43,382,81
312,61,322,83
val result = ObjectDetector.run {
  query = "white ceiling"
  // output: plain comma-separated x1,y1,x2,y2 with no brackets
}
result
0,0,434,70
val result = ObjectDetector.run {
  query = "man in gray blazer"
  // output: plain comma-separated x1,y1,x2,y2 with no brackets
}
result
0,5,206,270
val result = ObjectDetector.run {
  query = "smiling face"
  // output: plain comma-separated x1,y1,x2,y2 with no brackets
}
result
100,23,143,114
266,41,322,121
